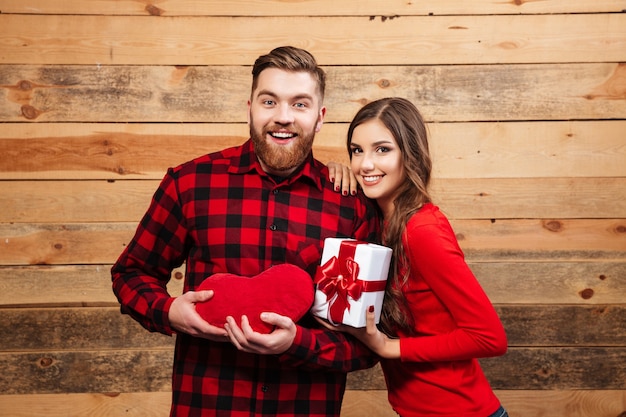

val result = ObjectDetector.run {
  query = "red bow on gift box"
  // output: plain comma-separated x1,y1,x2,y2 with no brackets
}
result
314,240,387,324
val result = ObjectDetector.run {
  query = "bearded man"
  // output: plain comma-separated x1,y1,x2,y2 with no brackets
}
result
111,46,379,417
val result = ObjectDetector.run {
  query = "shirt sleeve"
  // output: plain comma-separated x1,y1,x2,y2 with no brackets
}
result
399,216,507,363
279,324,378,372
111,169,188,335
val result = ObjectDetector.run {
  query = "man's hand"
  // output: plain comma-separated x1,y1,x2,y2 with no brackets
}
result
169,290,229,342
224,312,297,355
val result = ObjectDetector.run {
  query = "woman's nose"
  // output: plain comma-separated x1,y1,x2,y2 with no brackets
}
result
359,153,375,171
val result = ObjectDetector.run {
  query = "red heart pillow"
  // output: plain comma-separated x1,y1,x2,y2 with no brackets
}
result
195,263,315,334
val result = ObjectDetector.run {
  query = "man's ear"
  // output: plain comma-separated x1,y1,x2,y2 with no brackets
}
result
315,106,327,132
246,100,252,126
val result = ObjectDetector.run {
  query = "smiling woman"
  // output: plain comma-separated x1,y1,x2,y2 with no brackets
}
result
335,97,509,417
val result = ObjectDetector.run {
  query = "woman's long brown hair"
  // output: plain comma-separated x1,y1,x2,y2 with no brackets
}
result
347,97,432,336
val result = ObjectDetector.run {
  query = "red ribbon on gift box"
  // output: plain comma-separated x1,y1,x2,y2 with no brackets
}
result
314,240,387,324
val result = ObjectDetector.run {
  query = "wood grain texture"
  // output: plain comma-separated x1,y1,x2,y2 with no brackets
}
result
1,390,624,417
2,63,626,122
2,305,623,351
2,348,624,394
1,15,625,65
3,177,625,222
1,219,624,265
1,121,625,180
2,0,625,16
1,262,623,307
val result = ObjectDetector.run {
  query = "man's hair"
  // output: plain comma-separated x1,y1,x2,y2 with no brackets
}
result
251,46,326,101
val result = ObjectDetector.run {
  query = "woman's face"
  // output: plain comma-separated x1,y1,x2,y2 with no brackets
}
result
349,119,405,219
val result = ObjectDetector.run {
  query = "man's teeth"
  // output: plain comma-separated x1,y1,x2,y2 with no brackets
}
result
271,132,295,139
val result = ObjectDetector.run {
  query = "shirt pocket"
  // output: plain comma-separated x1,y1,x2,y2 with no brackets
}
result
289,241,323,277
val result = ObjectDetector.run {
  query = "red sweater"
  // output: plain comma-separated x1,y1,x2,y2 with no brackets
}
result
382,203,507,417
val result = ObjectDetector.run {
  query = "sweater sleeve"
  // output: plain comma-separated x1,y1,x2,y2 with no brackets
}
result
399,211,507,363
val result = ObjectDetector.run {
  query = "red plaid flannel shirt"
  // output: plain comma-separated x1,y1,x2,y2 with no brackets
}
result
112,139,380,416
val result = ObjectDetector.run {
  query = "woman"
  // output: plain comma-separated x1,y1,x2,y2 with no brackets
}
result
326,97,509,417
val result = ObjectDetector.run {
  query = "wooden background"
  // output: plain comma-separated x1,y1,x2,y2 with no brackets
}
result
1,1,625,416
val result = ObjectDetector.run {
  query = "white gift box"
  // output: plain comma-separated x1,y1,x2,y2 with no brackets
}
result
311,238,392,327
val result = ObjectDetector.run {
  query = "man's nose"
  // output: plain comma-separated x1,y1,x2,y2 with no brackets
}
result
274,103,295,124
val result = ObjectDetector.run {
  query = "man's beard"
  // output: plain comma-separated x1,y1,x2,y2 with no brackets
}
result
250,120,315,174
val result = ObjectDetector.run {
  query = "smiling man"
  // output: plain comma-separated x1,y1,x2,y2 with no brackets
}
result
248,66,325,176
111,46,380,417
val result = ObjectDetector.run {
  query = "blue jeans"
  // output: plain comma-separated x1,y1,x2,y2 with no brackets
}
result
488,405,509,417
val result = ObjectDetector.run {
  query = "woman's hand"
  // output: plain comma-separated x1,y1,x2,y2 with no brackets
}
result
327,161,358,196
314,306,401,359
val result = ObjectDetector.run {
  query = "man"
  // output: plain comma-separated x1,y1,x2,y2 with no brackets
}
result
111,46,379,416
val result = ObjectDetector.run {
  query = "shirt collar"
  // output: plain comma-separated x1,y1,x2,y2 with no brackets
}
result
228,139,324,191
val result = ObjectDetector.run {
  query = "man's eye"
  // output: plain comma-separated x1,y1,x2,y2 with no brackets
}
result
294,103,306,108
263,100,275,105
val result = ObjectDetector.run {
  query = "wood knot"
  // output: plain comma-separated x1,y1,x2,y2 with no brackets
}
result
21,104,41,120
598,274,606,281
174,271,184,280
615,224,626,234
377,79,391,88
53,243,63,250
18,80,32,90
579,288,594,300
592,306,607,315
542,220,563,232
455,233,465,241
39,357,54,367
145,4,163,16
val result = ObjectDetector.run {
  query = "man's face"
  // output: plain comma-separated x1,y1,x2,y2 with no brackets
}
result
248,68,326,177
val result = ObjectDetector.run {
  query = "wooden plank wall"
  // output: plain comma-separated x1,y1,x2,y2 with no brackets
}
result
1,1,625,416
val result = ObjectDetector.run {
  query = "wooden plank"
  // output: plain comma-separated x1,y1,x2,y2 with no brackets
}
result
472,261,626,305
0,350,173,394
1,262,624,307
3,177,625,223
2,348,624,393
2,0,625,16
496,305,626,347
2,63,626,122
1,304,623,351
496,390,626,417
0,392,174,417
1,121,625,180
1,219,624,266
1,15,625,65
0,265,184,307
479,348,626,390
0,308,176,351
2,390,625,417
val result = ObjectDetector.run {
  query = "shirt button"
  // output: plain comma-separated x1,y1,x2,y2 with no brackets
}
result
261,385,269,392
273,189,279,194
269,224,277,231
